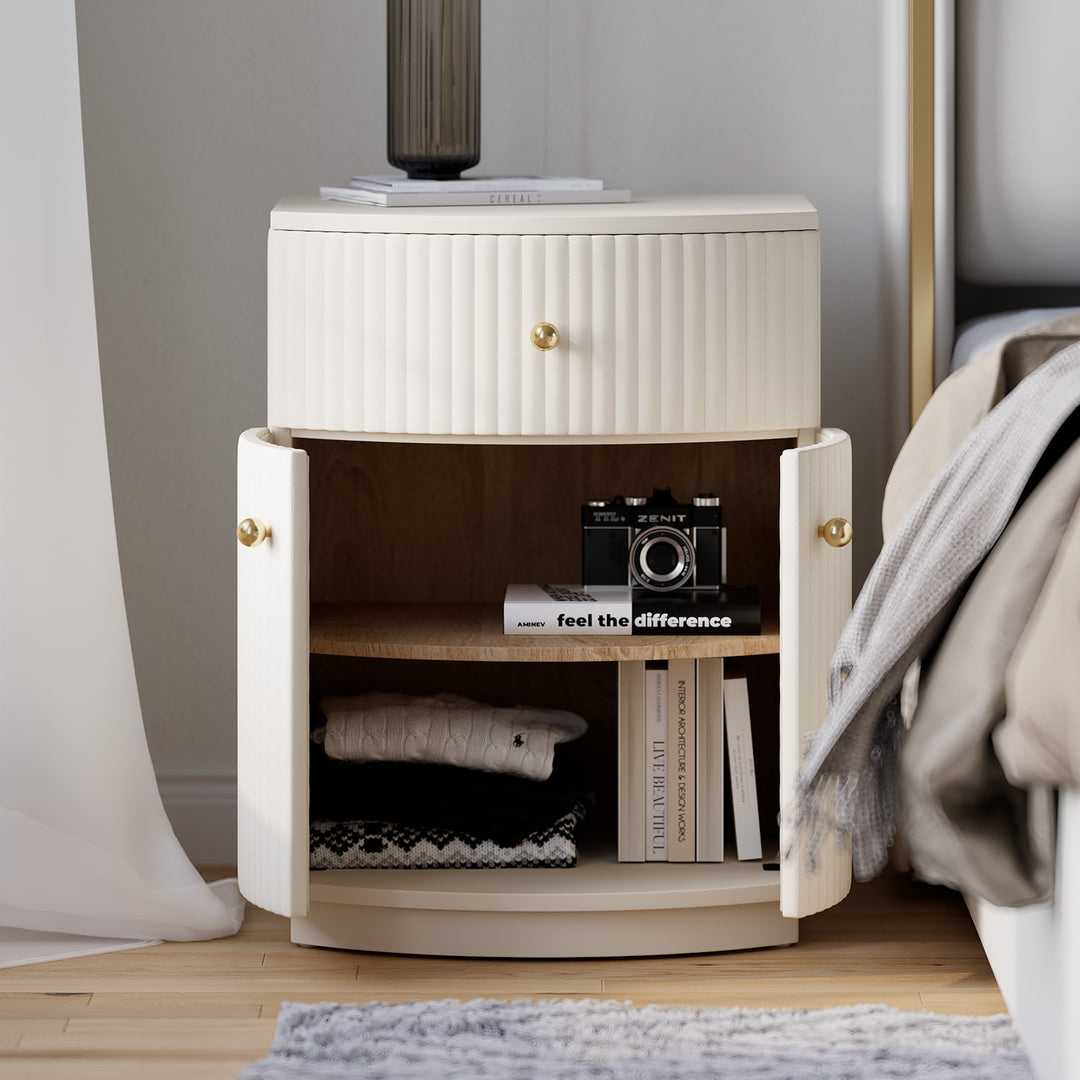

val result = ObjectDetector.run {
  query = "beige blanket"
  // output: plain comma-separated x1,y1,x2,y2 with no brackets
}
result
997,481,1080,787
883,311,1080,540
883,312,1080,904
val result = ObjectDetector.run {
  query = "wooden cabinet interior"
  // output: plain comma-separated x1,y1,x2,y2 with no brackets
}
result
300,436,792,607
309,652,781,860
302,435,789,859
309,655,622,847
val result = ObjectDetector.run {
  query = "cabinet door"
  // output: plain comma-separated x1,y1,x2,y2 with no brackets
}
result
236,428,309,917
778,428,853,917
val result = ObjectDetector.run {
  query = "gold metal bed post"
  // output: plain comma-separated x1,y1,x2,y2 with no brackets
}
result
909,0,935,426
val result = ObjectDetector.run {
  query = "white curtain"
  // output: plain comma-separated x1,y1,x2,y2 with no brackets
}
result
0,0,243,942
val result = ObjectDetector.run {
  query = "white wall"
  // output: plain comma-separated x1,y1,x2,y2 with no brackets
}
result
75,0,906,860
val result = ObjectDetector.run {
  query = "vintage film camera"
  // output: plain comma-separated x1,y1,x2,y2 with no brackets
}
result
581,488,722,592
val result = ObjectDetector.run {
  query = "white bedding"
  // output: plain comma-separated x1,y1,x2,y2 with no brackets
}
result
951,308,1080,372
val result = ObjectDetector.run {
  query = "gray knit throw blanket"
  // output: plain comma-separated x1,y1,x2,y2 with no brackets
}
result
798,341,1080,881
239,998,1031,1079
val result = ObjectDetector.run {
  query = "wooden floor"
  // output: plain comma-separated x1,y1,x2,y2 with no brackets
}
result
0,868,1005,1080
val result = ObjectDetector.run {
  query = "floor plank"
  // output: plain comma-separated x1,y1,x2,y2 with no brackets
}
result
82,994,264,1019
16,1018,276,1054
0,868,1008,1076
0,995,91,1019
0,1061,255,1080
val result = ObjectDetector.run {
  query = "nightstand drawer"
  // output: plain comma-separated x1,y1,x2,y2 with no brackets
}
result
268,217,820,438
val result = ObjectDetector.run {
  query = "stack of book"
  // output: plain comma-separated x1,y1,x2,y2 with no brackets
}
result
319,174,631,207
619,660,762,863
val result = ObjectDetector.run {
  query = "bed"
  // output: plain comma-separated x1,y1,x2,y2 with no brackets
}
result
905,4,1080,1078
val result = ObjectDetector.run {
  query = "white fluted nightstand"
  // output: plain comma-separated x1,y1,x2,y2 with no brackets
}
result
236,195,853,957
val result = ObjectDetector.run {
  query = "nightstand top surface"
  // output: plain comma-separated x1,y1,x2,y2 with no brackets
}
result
270,193,818,236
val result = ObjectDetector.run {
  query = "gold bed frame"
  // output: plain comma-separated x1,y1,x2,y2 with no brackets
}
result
909,0,935,426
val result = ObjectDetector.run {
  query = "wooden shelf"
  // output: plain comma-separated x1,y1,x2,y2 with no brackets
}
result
309,602,780,662
298,849,792,956
308,848,782,912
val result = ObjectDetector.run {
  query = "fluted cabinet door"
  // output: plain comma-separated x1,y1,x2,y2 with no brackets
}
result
267,228,820,437
778,428,853,919
236,429,309,918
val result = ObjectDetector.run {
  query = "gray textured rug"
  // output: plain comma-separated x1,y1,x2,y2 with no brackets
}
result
239,997,1033,1079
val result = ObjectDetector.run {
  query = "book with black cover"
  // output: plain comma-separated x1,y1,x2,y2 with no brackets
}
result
631,587,761,636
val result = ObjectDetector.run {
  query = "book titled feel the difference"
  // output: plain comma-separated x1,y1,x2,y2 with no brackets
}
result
503,585,760,635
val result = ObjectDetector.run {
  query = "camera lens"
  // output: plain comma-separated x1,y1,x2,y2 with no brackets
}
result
645,541,680,577
629,526,695,591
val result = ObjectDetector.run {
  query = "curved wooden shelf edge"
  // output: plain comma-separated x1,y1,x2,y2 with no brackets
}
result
308,602,779,662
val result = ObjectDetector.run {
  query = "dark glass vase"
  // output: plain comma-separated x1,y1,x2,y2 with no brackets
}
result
387,0,481,180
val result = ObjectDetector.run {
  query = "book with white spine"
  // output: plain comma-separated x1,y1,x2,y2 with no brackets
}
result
695,658,725,861
724,675,761,861
666,658,696,862
320,186,631,208
503,584,632,634
645,661,668,861
617,661,646,862
351,173,605,192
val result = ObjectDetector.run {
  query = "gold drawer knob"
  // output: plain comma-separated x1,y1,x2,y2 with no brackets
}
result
818,517,853,548
237,517,271,548
530,321,560,351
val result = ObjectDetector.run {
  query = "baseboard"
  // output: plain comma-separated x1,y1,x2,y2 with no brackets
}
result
157,775,237,866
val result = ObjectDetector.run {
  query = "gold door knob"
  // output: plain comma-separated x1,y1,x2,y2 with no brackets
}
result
818,517,853,548
530,321,560,351
237,517,271,548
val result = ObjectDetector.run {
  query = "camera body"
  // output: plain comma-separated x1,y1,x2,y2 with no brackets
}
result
581,488,722,592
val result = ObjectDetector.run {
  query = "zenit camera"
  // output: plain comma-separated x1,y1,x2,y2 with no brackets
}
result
581,488,722,592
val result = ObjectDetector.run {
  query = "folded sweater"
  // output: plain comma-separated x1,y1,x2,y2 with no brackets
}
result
308,751,593,848
310,804,587,870
314,691,587,781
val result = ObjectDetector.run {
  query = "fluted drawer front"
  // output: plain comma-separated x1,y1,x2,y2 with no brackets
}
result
268,229,820,436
